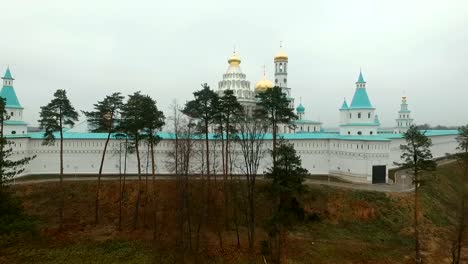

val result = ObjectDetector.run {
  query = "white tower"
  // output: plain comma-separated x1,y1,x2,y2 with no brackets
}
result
339,70,379,136
274,45,294,108
394,96,413,134
0,67,28,135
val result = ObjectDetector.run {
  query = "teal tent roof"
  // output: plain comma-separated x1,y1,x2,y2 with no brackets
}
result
357,70,365,83
0,86,23,109
2,68,13,80
340,99,349,110
349,87,373,109
296,103,305,113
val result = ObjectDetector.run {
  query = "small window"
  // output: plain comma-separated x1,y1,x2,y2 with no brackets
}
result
357,131,362,135
349,113,352,118
348,131,351,135
358,113,361,118
275,79,278,83
370,131,373,135
284,78,287,83
11,131,16,134
10,112,14,116
368,113,371,118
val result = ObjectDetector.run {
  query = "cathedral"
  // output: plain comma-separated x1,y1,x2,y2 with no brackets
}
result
0,49,459,184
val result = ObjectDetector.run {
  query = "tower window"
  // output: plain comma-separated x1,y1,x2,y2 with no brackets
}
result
284,78,287,84
275,79,278,83
368,113,371,118
358,113,361,118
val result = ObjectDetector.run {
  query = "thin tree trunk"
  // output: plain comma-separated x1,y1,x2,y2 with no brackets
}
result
133,140,142,229
95,131,112,225
415,169,421,263
119,138,128,231
205,121,210,179
150,140,158,242
59,115,64,229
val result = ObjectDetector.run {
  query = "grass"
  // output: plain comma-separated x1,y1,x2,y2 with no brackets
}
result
3,161,464,263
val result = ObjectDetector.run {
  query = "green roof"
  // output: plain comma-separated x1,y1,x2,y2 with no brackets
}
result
2,68,13,80
4,120,27,125
294,119,322,124
340,99,349,110
0,86,23,109
357,70,365,83
340,123,379,127
296,103,305,113
349,87,373,109
6,129,459,142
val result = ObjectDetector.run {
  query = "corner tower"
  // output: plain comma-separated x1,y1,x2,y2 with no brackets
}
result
339,70,379,136
0,67,28,135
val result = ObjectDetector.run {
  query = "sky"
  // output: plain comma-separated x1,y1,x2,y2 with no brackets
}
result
0,0,467,128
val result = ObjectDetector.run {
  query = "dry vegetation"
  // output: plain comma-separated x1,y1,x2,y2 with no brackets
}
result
0,162,464,263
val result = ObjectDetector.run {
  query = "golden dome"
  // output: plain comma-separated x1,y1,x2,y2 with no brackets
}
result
274,50,288,61
228,53,241,66
255,78,274,92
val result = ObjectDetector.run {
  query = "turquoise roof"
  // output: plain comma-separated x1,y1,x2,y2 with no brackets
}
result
340,123,379,127
340,99,349,110
294,119,322,124
374,115,380,125
5,129,459,142
349,87,373,109
4,120,27,125
357,70,365,83
0,86,23,109
3,68,13,79
296,103,305,113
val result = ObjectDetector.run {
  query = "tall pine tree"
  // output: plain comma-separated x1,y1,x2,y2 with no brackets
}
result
38,89,79,227
400,125,436,263
82,92,124,225
256,86,297,166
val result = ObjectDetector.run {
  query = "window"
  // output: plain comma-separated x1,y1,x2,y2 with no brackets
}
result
10,112,14,116
275,79,278,83
11,131,16,134
284,78,287,84
370,131,373,135
368,113,371,118
357,131,362,135
349,113,352,118
348,131,351,135
358,113,361,118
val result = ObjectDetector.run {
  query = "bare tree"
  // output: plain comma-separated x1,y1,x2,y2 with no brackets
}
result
237,117,269,263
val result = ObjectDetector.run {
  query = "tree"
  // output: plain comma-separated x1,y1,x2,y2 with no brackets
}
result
452,125,468,264
38,89,79,227
237,117,268,263
216,89,244,178
0,98,35,186
256,87,297,166
400,125,437,263
182,83,219,179
139,95,165,239
265,139,309,264
119,92,148,229
82,92,124,225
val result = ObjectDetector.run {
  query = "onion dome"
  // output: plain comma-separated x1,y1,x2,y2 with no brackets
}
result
228,52,241,66
255,78,274,93
296,103,305,113
274,50,288,62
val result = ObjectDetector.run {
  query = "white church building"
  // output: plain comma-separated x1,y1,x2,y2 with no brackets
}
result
1,50,459,184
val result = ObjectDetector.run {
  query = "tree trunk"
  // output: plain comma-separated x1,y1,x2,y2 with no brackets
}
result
133,140,142,229
59,116,64,229
415,169,421,263
150,139,159,242
205,121,210,179
272,121,277,167
119,137,128,231
95,131,111,225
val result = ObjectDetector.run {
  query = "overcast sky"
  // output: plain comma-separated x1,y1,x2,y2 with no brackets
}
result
1,0,467,128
